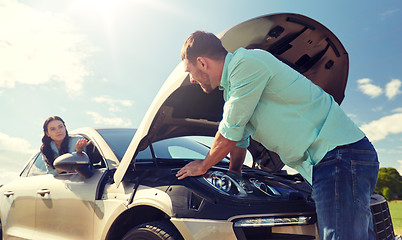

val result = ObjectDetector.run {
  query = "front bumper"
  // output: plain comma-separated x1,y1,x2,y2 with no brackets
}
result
171,215,319,240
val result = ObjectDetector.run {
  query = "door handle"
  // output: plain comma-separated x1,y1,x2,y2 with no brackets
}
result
37,189,50,196
3,191,14,197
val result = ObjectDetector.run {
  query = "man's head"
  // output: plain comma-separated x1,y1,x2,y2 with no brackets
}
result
181,31,227,93
181,30,227,64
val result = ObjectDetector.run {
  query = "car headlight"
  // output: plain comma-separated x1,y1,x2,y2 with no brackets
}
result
234,216,312,227
249,178,281,197
202,171,282,199
203,171,248,197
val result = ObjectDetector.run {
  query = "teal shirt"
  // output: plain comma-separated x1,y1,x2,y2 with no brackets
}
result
218,48,365,184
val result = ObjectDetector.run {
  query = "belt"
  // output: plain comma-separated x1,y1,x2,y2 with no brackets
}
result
336,144,347,149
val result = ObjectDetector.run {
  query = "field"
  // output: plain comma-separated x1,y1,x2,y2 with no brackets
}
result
389,201,402,236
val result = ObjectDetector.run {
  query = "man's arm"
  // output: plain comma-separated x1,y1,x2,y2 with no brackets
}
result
229,146,247,174
176,131,237,180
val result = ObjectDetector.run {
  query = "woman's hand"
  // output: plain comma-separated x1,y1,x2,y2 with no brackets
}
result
76,139,91,154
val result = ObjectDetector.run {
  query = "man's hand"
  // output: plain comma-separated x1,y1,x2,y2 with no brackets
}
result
176,131,239,180
76,139,91,154
176,160,207,180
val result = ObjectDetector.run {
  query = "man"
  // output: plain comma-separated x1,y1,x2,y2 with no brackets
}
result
176,31,379,240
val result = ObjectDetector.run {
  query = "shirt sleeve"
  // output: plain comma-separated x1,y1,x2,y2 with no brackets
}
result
219,56,270,147
236,134,250,148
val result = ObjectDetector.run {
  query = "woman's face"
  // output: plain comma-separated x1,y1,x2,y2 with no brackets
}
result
46,120,66,143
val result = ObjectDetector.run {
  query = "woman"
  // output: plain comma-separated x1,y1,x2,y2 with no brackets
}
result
40,116,90,172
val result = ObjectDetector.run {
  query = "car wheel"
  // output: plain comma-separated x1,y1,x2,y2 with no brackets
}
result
122,220,183,240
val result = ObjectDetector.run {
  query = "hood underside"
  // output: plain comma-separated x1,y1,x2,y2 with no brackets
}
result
146,13,348,166
115,13,349,185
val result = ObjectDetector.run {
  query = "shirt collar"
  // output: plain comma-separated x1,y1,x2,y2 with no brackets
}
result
50,140,60,155
219,52,233,90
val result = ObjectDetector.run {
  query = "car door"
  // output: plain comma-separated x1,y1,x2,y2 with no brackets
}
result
0,153,41,239
33,142,107,240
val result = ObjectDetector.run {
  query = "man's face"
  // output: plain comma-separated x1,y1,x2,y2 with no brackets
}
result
184,59,214,94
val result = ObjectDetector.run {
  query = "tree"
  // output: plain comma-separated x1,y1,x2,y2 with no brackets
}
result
375,168,402,201
382,187,392,201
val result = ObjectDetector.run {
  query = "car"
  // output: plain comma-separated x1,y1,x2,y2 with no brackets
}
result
0,13,398,240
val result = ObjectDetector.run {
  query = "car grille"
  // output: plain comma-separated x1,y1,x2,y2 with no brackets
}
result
233,224,317,240
370,194,396,240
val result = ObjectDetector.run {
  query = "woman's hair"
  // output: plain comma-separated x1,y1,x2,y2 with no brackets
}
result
180,30,228,64
40,116,70,168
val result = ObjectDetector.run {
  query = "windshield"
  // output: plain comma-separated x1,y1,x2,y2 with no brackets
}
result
97,128,229,163
137,137,220,161
96,128,136,161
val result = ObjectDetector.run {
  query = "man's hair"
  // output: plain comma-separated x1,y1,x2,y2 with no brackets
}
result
181,31,228,63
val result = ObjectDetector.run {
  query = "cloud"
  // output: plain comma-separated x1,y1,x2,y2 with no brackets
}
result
0,149,34,185
360,112,402,142
392,108,402,113
385,79,401,100
92,96,133,112
357,78,383,98
86,112,132,127
371,106,383,112
0,169,21,185
357,78,402,100
379,8,400,20
398,160,402,176
0,132,36,155
347,113,358,120
0,0,97,95
0,131,38,184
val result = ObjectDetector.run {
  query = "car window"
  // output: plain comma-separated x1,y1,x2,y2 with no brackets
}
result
86,142,107,169
136,147,152,159
70,134,107,169
20,152,39,177
27,153,48,176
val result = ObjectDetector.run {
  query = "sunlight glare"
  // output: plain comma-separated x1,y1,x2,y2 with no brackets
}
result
71,0,117,17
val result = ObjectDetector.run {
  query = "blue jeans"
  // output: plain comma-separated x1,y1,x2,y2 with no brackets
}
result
311,137,379,240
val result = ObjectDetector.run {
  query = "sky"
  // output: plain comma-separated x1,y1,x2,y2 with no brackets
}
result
0,0,402,184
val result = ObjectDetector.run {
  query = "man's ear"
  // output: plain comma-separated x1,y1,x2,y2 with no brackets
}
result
196,57,208,70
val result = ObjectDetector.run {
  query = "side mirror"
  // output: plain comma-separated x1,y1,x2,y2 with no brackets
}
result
54,152,93,178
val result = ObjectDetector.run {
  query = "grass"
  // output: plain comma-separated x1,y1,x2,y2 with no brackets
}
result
389,200,402,236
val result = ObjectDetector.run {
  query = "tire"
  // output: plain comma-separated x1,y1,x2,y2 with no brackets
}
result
122,220,183,240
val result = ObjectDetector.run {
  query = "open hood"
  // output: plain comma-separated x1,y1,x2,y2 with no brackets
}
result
114,13,349,186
